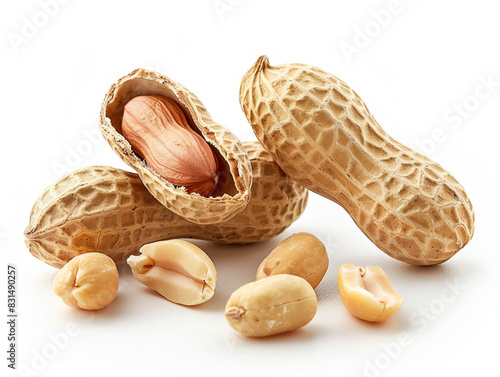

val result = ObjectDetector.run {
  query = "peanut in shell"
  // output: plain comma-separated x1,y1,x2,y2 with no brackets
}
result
240,56,475,265
24,142,308,268
101,68,252,224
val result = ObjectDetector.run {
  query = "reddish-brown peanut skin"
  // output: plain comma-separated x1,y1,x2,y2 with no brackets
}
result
121,95,220,197
240,56,474,265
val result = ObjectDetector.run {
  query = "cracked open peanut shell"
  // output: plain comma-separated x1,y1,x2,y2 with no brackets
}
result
100,68,252,224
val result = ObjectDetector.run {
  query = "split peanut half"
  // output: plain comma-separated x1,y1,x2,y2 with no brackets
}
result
338,263,403,322
127,240,216,306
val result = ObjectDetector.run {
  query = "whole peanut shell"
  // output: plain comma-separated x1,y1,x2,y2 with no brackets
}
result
240,56,474,265
24,142,308,268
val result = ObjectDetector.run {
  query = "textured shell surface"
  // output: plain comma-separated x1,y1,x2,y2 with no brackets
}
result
24,142,308,268
239,56,474,265
100,68,252,225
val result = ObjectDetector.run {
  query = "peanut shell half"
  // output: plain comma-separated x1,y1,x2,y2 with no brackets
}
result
100,68,252,224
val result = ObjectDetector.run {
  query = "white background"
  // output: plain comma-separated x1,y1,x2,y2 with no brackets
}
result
1,1,499,376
